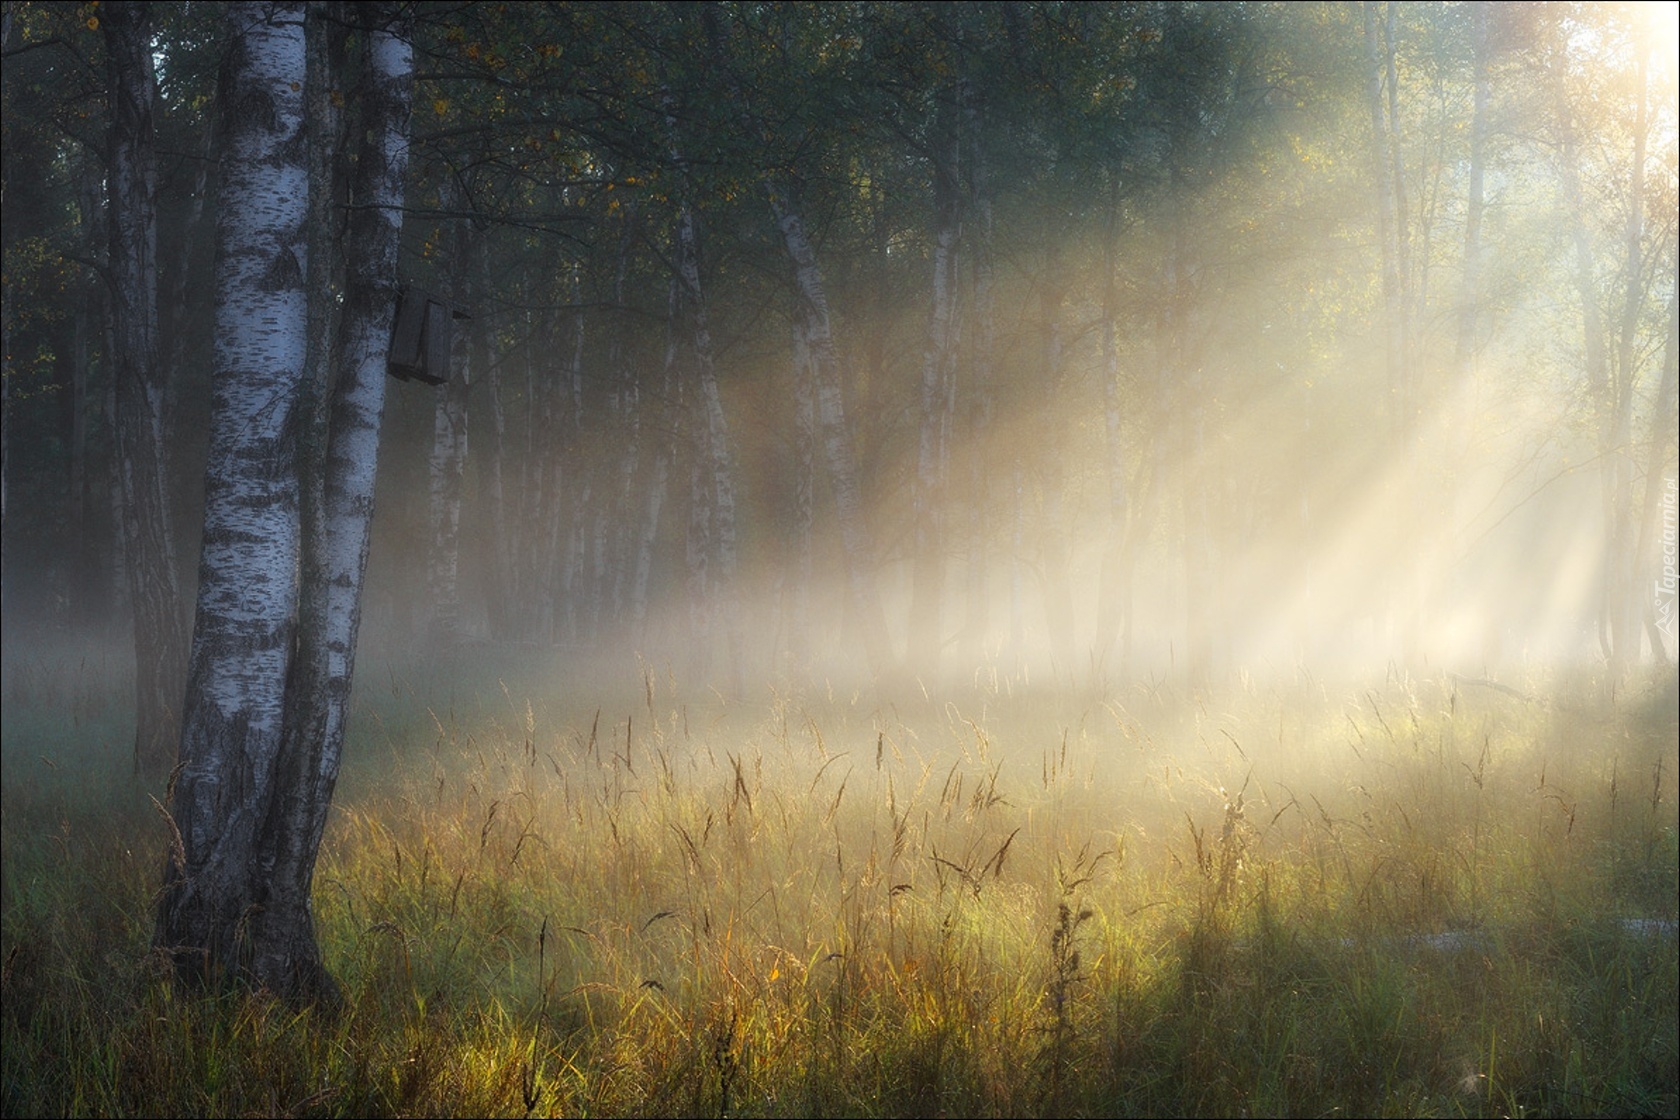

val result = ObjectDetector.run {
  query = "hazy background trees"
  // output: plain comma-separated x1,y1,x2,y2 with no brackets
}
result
3,0,1676,713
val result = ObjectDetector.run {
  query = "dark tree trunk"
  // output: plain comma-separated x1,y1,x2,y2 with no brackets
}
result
106,0,189,776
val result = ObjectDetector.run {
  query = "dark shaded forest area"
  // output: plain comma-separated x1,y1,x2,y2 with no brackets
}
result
4,0,1673,698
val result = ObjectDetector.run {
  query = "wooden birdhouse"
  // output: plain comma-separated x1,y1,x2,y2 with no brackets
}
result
388,286,464,386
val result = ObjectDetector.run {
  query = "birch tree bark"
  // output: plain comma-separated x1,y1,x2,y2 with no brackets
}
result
908,93,961,682
699,3,893,682
768,183,897,682
674,200,742,691
155,0,412,1002
155,0,311,990
106,0,188,775
266,5,412,1001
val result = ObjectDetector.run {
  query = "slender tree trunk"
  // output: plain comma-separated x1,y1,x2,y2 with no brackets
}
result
106,0,189,776
1382,3,1415,423
475,249,510,640
767,183,896,682
1094,172,1129,678
785,314,816,673
1606,44,1649,679
702,3,891,682
0,6,10,561
1363,2,1402,440
427,237,470,646
909,94,961,682
1453,1,1487,379
961,109,995,661
1635,291,1678,661
632,280,681,636
1174,262,1213,688
1009,463,1025,676
1,260,9,584
606,209,641,630
555,295,585,643
508,304,543,641
160,103,216,457
296,0,349,666
674,202,740,691
71,154,102,627
266,5,412,1003
1036,251,1077,686
1547,24,1613,667
1363,0,1419,661
155,0,310,992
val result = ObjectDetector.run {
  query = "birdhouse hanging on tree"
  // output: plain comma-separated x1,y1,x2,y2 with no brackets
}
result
388,286,465,385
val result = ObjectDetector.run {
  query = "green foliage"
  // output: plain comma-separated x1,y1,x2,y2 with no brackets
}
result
4,652,1675,1117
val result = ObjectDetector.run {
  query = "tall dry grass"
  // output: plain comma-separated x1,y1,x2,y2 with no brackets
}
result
3,646,1675,1117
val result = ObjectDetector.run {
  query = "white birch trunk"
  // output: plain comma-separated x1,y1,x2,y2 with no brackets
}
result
265,8,411,1001
677,202,741,691
909,101,961,681
767,183,896,680
157,0,310,990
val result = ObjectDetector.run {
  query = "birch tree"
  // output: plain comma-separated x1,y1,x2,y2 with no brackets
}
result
155,0,413,1002
265,3,413,1000
908,86,961,681
701,3,896,682
155,0,312,991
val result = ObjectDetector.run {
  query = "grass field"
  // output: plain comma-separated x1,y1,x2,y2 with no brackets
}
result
2,645,1675,1117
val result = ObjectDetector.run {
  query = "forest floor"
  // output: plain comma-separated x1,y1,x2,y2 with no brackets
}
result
2,641,1676,1117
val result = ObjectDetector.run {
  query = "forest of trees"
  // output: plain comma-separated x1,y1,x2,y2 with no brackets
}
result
1,0,1676,1008
4,0,1677,706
